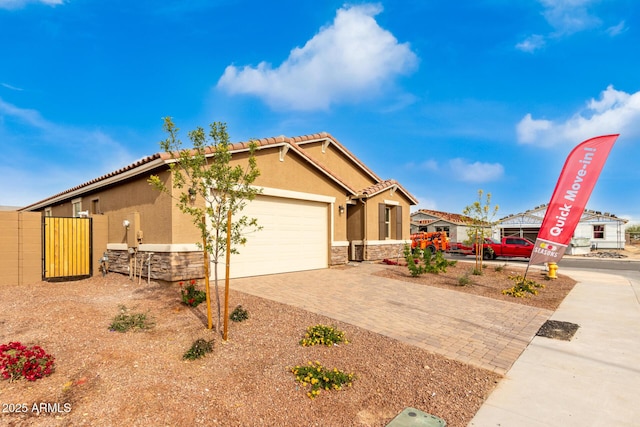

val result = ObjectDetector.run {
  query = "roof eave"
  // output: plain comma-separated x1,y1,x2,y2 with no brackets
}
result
20,157,167,211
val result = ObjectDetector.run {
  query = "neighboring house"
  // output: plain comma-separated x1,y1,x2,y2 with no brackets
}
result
20,132,417,281
496,204,627,252
410,209,486,243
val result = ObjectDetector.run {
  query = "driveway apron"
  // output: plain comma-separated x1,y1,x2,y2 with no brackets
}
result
229,263,552,374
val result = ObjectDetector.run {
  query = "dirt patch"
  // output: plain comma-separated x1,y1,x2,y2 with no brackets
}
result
375,260,577,311
536,320,580,341
0,273,500,427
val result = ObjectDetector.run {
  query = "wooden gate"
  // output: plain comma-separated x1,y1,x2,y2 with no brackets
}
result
43,217,92,280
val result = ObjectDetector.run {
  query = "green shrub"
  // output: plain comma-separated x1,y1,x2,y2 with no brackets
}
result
502,275,545,298
494,264,506,272
183,338,214,360
403,244,456,277
230,305,249,322
109,305,155,332
471,267,483,276
458,274,471,286
180,280,207,307
300,325,348,347
291,361,355,399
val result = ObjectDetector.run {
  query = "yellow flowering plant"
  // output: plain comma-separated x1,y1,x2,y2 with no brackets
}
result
299,324,348,347
291,361,355,399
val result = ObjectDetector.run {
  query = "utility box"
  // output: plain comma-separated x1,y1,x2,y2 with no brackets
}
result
125,212,141,248
386,408,446,427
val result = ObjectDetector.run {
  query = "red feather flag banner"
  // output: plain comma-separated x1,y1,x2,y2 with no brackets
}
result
528,134,619,266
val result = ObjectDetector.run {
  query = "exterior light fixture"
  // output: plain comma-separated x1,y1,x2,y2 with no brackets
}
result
338,205,345,214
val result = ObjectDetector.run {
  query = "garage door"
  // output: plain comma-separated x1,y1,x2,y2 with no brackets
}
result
214,195,329,278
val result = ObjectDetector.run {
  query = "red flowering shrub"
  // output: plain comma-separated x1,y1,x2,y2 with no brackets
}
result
0,342,55,382
180,279,206,307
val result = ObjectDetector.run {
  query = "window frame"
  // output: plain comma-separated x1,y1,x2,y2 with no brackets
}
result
593,225,605,239
72,198,82,218
384,206,391,239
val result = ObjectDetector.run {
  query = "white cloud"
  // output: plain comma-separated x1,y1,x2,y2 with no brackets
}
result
448,158,504,183
516,86,640,147
0,0,64,9
217,3,418,111
540,0,601,35
517,0,605,52
1,83,24,91
606,20,627,37
515,34,546,53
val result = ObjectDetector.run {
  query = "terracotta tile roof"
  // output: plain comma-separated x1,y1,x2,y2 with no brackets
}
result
158,135,358,195
20,153,165,211
21,132,417,210
412,209,472,224
358,179,418,204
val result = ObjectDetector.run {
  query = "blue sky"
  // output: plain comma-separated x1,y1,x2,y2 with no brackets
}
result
1,0,639,223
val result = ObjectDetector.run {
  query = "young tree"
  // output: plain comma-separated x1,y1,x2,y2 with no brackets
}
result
462,189,499,272
149,117,261,333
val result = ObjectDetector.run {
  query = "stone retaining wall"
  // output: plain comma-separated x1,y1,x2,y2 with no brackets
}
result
107,249,205,282
351,243,405,261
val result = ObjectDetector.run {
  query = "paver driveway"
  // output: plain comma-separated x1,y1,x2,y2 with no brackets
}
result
230,263,552,374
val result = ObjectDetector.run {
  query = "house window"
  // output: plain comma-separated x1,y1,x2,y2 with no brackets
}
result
435,226,450,237
593,225,605,239
72,198,82,217
379,203,403,240
384,207,391,239
44,208,52,217
91,198,100,215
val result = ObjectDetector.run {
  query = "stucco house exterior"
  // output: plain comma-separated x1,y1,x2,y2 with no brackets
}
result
495,204,627,253
20,132,417,281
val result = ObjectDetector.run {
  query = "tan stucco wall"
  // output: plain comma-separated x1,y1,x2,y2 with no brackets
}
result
363,190,413,241
299,141,377,192
0,211,42,285
92,215,109,271
36,170,174,245
102,172,173,244
250,148,350,242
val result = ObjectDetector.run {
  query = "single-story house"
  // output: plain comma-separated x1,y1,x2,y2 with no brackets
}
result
495,204,628,253
20,132,417,281
410,209,488,243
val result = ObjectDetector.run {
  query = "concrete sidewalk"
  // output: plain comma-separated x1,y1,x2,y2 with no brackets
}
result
469,268,640,426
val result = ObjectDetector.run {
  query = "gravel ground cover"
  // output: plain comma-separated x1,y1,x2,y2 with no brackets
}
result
0,251,600,426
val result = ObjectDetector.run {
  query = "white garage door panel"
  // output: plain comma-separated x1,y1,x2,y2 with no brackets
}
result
215,195,328,278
